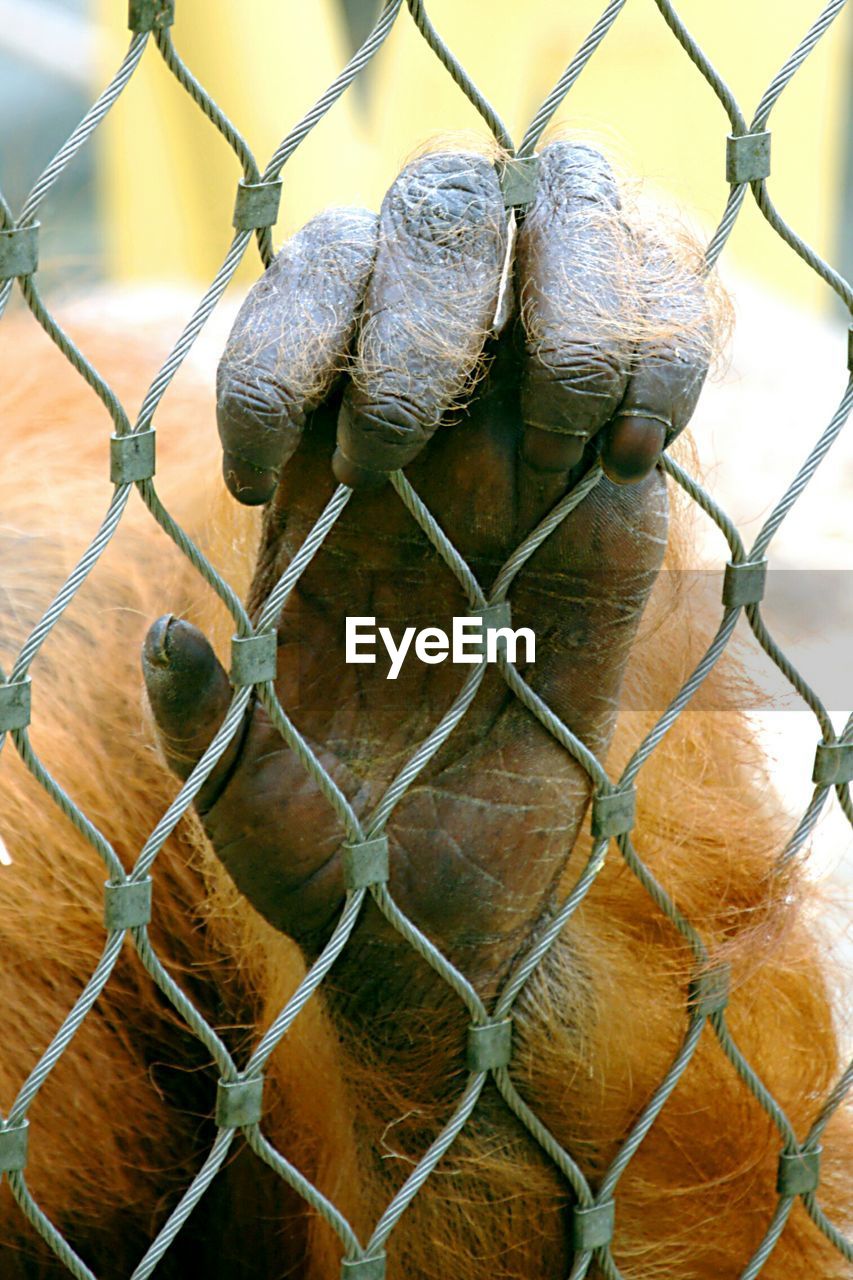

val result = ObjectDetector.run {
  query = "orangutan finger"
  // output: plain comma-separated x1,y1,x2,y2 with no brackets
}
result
142,615,244,813
602,237,711,485
217,207,378,505
332,151,508,488
516,141,632,474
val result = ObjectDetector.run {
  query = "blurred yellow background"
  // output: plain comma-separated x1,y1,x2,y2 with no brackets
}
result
95,0,850,315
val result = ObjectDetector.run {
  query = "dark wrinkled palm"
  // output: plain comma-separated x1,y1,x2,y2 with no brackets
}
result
143,142,709,1004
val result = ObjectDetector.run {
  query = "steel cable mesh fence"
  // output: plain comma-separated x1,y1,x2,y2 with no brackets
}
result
0,0,850,1276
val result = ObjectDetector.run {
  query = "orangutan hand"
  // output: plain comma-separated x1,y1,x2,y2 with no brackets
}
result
143,142,710,1001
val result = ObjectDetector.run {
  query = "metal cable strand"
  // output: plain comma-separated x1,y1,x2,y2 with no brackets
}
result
836,776,853,827
367,1073,487,1251
10,487,131,680
10,730,124,879
493,1068,595,1204
0,189,15,227
19,275,130,430
709,1013,800,1149
494,838,609,1017
7,1175,96,1280
739,1196,795,1280
366,663,486,831
132,929,236,1078
271,691,359,825
0,192,17,318
518,0,629,156
745,604,836,741
652,0,747,134
154,28,261,184
129,1129,237,1280
489,463,603,600
8,932,124,1123
741,6,853,311
618,836,708,964
799,1191,853,1260
242,489,367,835
391,473,486,608
751,0,849,129
0,269,13,324
244,1125,362,1255
405,0,513,152
596,1248,623,1280
777,786,831,867
0,664,11,757
137,480,252,630
571,1240,624,1280
0,272,14,316
372,886,489,1022
705,183,749,272
805,1059,852,1146
838,714,853,825
135,230,254,433
500,661,608,783
598,1015,706,1199
153,28,273,267
259,686,363,838
661,456,746,560
751,183,853,311
255,484,354,630
247,893,366,1072
19,35,148,225
133,686,253,878
650,0,750,271
621,609,740,785
265,0,406,177
567,1249,595,1280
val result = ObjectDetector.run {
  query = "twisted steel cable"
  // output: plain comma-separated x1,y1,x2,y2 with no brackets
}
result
519,0,630,156
0,0,850,1272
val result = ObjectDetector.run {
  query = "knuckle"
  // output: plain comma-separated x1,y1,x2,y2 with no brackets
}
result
217,366,301,461
337,390,429,471
385,152,505,264
349,394,423,437
532,342,628,408
522,341,629,435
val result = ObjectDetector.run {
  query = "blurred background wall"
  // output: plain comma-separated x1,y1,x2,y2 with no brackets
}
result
0,0,849,313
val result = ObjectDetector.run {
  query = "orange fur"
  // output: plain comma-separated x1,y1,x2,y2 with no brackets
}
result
0,305,848,1278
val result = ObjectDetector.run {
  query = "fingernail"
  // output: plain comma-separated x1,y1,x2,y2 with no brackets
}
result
143,614,176,669
602,417,666,484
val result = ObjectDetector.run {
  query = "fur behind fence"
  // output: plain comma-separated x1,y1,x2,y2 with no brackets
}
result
0,311,849,1278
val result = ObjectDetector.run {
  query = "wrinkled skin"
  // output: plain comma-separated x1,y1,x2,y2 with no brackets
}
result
143,141,710,1014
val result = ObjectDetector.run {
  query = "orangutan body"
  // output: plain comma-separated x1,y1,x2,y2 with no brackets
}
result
0,143,848,1278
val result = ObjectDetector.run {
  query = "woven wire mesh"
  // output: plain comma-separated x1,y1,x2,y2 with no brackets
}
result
0,1,851,1276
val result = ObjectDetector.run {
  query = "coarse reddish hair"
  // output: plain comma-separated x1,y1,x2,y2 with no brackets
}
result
0,305,848,1277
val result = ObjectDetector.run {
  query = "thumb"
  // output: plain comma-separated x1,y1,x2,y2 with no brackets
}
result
142,616,242,807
